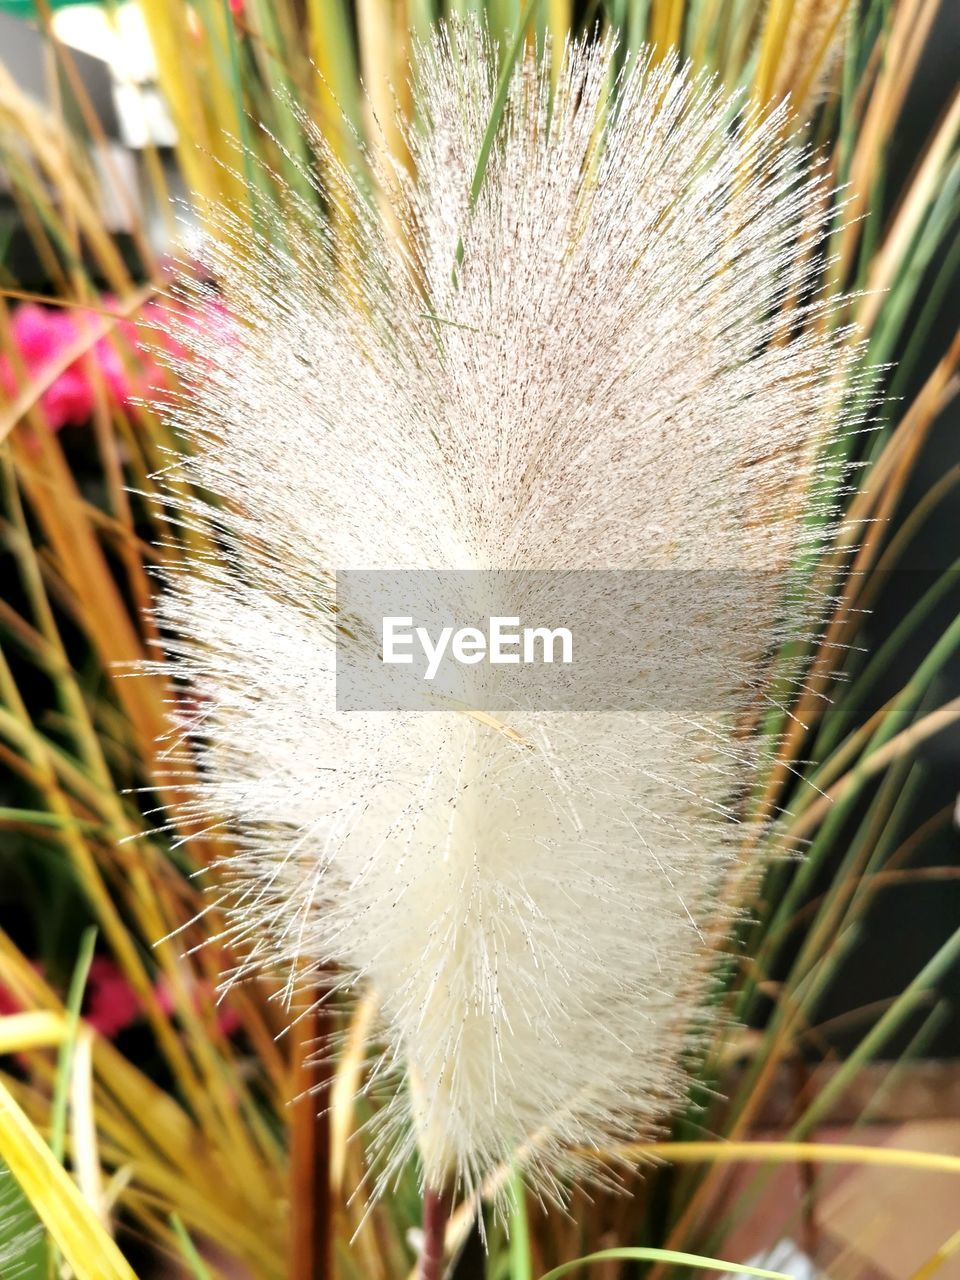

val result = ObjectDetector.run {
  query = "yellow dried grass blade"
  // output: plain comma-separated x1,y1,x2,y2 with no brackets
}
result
783,697,960,845
330,988,378,1194
0,1079,137,1280
356,0,411,244
0,79,132,294
548,0,571,86
603,1140,960,1176
357,0,408,162
0,1012,63,1054
136,0,219,207
70,1026,107,1229
859,88,960,333
780,0,853,116
910,1228,960,1280
0,286,154,444
835,0,940,282
753,0,797,106
307,0,364,171
649,0,685,57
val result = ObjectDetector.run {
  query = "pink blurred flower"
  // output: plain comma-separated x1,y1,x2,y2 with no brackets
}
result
0,979,23,1019
85,956,241,1040
85,955,141,1038
0,955,239,1054
0,294,226,432
0,305,95,428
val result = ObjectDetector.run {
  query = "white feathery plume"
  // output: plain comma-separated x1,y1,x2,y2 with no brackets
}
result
147,28,865,1214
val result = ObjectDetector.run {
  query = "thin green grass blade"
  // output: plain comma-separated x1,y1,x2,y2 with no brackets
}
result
865,160,960,381
508,1167,532,1280
0,809,104,836
628,0,651,53
49,926,97,1164
811,559,960,762
789,924,960,1138
47,926,97,1280
410,0,436,47
449,0,537,272
199,0,261,217
698,995,951,1259
888,230,960,400
470,0,539,208
761,607,960,959
170,1214,213,1280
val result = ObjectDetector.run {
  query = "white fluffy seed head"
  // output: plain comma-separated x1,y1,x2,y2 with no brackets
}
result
148,28,866,1207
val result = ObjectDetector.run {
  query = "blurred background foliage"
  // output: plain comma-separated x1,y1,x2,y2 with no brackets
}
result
0,0,957,1277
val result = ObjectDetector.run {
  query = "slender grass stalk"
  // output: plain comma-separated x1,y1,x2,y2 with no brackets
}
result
288,999,333,1280
170,1214,213,1280
49,927,97,1164
508,1167,533,1280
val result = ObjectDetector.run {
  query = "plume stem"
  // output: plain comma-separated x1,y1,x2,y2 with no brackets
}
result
419,1185,450,1280
288,999,332,1280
